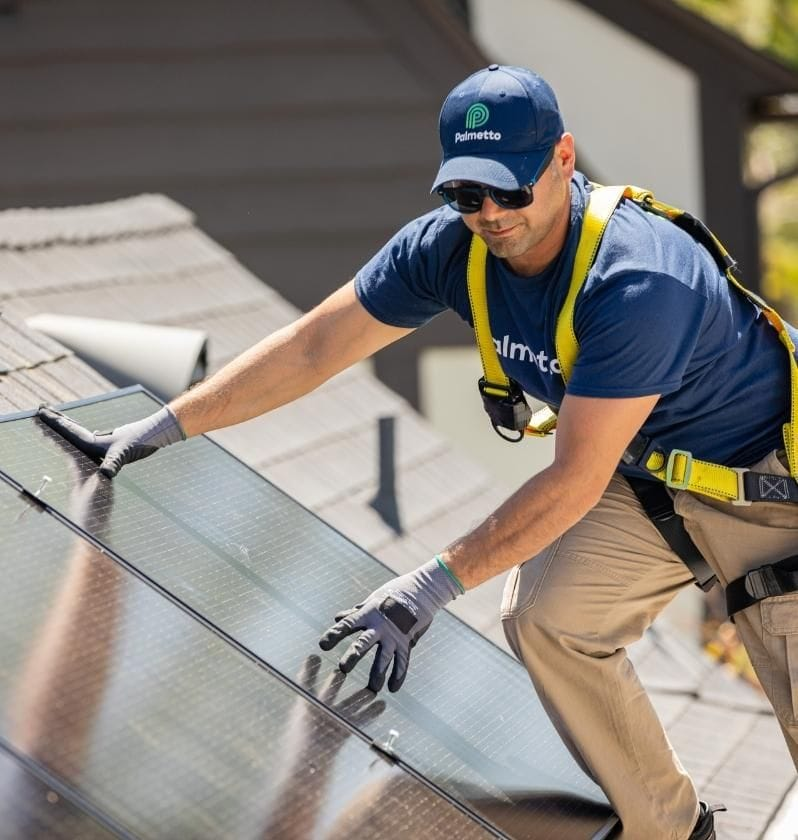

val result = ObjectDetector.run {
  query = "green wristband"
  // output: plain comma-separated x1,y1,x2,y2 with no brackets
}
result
435,554,465,595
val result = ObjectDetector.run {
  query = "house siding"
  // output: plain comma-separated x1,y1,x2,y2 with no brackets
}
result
0,0,480,324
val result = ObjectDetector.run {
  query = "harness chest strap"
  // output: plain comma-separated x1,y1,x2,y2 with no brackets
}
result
465,184,798,503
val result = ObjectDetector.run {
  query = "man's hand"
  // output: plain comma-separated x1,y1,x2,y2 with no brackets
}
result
319,558,462,693
37,405,185,478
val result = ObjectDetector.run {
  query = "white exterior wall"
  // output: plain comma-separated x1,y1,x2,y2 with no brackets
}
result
469,0,704,215
420,346,556,489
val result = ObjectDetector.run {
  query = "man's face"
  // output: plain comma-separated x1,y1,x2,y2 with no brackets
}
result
458,136,575,274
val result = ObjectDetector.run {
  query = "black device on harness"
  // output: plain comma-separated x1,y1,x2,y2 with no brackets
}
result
477,377,532,442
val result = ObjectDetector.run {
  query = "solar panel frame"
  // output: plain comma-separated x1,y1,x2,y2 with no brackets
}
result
0,743,127,840
0,387,619,840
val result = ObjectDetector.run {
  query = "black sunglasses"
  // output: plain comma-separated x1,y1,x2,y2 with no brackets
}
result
437,146,555,214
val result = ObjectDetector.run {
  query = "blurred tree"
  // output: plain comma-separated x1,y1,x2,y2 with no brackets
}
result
748,122,798,320
675,0,798,319
674,0,798,69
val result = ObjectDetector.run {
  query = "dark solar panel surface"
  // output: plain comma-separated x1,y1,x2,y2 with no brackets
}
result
0,389,616,839
0,747,117,840
0,479,494,840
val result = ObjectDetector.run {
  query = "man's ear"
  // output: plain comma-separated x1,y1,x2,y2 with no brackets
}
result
556,132,576,179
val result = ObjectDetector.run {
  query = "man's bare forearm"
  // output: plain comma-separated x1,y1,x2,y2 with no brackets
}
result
441,462,603,590
169,281,412,438
170,320,323,436
441,393,660,590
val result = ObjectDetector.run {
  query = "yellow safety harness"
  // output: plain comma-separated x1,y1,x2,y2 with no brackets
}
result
466,184,798,505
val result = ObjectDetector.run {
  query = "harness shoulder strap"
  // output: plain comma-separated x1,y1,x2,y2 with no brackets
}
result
555,185,631,384
466,234,508,397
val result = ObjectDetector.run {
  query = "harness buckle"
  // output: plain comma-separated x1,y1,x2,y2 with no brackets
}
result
621,432,651,466
665,449,693,490
744,565,781,601
731,467,752,507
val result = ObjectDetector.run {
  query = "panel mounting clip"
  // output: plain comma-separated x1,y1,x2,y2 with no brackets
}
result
370,729,400,762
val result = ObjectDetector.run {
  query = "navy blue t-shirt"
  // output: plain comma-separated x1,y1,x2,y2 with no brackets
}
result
355,174,797,476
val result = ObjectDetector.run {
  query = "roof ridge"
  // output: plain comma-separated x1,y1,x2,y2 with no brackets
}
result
0,257,227,303
0,194,195,250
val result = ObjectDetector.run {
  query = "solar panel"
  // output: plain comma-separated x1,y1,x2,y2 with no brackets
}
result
0,388,618,839
0,479,495,839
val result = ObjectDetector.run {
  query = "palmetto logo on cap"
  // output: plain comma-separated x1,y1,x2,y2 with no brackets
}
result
465,103,490,129
455,102,502,144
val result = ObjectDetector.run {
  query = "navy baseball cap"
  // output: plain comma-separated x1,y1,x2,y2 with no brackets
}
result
431,65,564,192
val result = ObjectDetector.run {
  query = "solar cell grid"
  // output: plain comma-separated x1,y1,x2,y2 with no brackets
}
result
0,389,617,839
0,479,494,840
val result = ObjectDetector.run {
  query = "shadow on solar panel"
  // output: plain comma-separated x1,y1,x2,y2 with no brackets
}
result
0,387,618,840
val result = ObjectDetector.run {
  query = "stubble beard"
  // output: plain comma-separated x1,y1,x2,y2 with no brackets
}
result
480,223,542,259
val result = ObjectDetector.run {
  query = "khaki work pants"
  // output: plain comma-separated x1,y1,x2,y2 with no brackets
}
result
501,450,798,840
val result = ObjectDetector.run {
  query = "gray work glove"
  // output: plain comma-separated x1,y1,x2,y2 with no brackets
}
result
37,404,185,478
319,558,462,693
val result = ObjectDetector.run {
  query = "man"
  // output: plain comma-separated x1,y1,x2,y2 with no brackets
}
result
39,66,797,840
